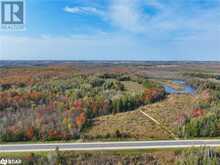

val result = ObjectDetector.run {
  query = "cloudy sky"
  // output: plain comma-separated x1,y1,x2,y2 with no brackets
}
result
0,0,220,60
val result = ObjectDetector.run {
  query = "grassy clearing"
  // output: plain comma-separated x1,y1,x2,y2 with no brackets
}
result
141,94,194,133
83,94,195,140
83,109,172,140
83,93,197,140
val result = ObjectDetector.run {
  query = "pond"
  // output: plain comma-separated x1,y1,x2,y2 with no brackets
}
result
163,80,196,94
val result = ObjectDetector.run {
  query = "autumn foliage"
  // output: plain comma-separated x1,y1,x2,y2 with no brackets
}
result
143,87,165,102
0,67,165,142
192,108,205,118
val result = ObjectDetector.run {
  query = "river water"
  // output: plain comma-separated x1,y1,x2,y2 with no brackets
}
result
163,80,196,94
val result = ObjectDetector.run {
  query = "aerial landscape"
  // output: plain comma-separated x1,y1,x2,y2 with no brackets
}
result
1,0,220,164
1,61,220,164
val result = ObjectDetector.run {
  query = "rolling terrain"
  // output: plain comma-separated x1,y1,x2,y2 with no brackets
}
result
1,61,220,164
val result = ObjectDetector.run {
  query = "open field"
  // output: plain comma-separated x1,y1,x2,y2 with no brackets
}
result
141,94,194,133
83,109,171,140
83,93,196,140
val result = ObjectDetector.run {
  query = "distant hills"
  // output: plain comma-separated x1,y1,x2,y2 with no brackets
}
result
0,60,220,67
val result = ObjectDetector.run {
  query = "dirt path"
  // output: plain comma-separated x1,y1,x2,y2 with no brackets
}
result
83,110,172,140
140,109,179,140
141,94,195,134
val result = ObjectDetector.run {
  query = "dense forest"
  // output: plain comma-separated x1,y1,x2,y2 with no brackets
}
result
177,78,220,138
0,66,165,142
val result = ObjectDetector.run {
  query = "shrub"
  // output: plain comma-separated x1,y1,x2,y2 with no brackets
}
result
178,112,218,138
177,147,220,165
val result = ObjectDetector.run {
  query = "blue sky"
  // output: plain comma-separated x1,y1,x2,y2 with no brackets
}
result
0,0,220,60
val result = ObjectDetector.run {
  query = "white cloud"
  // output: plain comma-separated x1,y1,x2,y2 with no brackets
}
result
64,6,80,13
106,0,220,40
108,0,147,32
63,1,220,38
62,0,220,38
64,6,104,16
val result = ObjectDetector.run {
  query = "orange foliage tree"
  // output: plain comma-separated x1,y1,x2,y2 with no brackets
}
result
26,127,34,140
192,108,205,118
76,112,86,128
